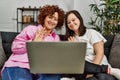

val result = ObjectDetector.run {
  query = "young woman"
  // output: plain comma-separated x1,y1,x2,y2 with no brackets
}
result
1,5,64,80
62,10,120,80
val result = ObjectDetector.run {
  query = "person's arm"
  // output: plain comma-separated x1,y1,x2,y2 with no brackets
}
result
86,41,104,78
92,41,104,65
11,26,35,54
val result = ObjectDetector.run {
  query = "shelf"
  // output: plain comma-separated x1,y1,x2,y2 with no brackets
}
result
17,8,40,11
18,22,38,24
17,7,40,32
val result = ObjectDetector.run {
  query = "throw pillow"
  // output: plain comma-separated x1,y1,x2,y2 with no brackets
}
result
0,33,7,69
108,33,120,68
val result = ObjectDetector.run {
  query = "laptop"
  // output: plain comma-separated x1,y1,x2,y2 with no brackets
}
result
26,41,86,74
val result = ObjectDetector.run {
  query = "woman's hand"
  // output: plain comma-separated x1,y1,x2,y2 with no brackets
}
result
33,27,47,41
68,36,75,42
86,74,94,78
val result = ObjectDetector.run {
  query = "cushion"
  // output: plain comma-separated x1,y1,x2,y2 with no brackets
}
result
104,35,115,59
108,33,120,68
1,32,19,58
0,33,7,69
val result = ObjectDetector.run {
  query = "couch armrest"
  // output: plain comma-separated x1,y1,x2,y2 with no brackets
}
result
1,32,19,59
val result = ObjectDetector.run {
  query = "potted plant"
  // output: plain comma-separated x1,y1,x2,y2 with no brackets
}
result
89,0,120,35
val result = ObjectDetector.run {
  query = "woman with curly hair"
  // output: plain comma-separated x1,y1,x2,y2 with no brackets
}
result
1,5,64,80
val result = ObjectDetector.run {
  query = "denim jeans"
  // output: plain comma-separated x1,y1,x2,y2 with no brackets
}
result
84,61,108,74
83,73,115,80
2,67,61,80
61,73,116,80
95,73,116,80
61,61,116,80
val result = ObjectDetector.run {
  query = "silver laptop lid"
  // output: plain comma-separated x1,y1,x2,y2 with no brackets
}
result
26,42,86,74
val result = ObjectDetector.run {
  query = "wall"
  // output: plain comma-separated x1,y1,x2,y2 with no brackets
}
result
74,0,100,27
0,0,16,31
0,0,100,34
0,0,74,32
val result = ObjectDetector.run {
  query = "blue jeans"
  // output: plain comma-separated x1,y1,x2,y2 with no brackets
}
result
2,67,61,80
61,61,116,80
83,73,114,80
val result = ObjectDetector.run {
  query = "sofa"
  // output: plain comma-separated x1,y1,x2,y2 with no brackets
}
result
0,31,120,80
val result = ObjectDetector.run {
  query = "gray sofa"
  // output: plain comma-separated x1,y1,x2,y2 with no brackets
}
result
0,31,120,80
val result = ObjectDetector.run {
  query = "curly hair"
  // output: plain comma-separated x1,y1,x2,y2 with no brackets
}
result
38,5,64,30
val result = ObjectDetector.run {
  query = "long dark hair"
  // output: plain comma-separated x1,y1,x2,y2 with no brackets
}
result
65,10,86,39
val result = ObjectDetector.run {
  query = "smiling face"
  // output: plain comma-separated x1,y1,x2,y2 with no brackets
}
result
67,13,80,34
65,10,86,38
43,12,58,31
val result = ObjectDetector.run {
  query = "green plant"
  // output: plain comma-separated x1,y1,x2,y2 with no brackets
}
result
89,0,120,35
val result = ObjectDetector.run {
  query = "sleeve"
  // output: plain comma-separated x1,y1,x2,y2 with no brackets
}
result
11,25,36,54
88,29,107,45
